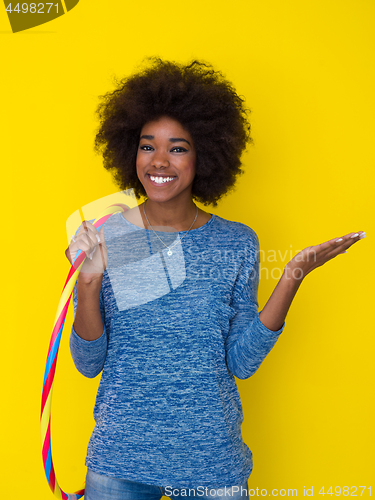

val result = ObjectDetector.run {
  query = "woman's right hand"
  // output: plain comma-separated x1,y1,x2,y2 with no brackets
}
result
65,220,107,285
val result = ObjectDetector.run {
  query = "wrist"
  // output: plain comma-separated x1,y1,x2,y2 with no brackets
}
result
77,275,103,292
282,266,304,288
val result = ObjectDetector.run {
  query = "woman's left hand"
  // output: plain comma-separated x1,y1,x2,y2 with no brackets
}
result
284,231,366,281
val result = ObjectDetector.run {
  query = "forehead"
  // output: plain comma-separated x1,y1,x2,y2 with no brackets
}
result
140,116,193,141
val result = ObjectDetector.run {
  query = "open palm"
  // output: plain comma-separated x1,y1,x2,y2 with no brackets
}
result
284,231,366,281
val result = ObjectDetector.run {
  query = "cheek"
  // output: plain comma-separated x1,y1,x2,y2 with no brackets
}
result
135,155,143,181
186,157,196,178
189,164,196,179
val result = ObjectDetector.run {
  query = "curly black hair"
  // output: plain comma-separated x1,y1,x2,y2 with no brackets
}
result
94,58,252,206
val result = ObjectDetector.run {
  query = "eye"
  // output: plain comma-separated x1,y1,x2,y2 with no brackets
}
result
171,146,188,153
139,145,154,151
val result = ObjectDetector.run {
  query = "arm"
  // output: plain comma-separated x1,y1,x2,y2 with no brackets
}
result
258,272,300,332
226,233,284,379
67,220,109,378
226,230,365,379
74,277,105,341
69,277,108,378
67,219,107,340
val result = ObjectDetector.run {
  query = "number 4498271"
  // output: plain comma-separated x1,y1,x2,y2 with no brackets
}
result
319,486,371,496
5,3,59,14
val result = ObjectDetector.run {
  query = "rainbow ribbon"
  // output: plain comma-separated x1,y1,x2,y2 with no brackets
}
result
41,203,129,499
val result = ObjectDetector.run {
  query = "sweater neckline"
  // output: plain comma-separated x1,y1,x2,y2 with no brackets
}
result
119,211,216,234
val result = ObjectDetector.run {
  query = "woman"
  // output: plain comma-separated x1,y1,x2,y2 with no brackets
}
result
66,59,364,499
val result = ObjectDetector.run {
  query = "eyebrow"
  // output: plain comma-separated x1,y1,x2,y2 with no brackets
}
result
140,135,191,146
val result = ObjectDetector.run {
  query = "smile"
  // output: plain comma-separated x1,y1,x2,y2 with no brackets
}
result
148,175,176,185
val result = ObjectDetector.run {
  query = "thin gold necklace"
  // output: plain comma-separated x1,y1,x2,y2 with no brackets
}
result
143,201,198,256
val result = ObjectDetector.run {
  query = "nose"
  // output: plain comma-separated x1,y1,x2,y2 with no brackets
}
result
152,151,170,169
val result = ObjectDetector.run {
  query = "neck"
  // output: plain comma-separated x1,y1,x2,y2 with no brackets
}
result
143,199,197,232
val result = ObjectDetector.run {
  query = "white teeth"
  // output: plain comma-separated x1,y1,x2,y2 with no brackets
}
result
149,175,175,184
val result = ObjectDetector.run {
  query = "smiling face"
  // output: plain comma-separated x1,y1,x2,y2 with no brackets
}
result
136,116,196,205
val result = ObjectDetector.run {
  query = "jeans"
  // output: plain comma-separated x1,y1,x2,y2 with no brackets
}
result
85,469,250,499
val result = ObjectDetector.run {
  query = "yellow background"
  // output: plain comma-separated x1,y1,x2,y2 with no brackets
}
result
1,0,374,498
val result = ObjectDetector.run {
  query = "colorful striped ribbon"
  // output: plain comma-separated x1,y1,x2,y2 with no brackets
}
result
41,203,129,499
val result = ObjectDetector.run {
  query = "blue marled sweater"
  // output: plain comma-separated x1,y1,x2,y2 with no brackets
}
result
70,213,284,489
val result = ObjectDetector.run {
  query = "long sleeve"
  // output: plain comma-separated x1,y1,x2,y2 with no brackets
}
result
69,280,108,378
225,232,284,379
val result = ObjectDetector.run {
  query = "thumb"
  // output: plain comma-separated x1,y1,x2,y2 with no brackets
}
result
98,226,105,242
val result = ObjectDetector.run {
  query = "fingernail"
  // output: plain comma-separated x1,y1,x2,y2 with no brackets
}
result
96,234,101,243
336,238,343,242
350,233,359,238
341,250,347,254
359,232,366,239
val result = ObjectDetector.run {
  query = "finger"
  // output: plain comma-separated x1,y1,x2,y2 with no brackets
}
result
68,222,105,269
322,231,365,261
319,231,365,252
78,240,94,259
75,222,100,247
88,225,104,250
72,230,97,259
76,220,97,237
98,226,107,257
335,231,365,241
348,231,366,241
66,243,90,270
70,233,96,255
306,231,363,262
82,224,105,260
82,219,95,231
81,240,107,274
98,225,105,241
80,220,94,241
335,231,366,249
306,238,338,257
98,238,106,270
